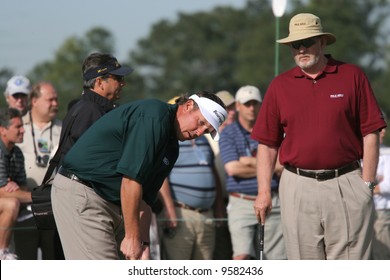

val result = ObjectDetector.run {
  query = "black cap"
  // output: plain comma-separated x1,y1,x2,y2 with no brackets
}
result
83,58,134,80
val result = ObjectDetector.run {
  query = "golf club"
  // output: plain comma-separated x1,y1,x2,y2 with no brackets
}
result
258,223,264,260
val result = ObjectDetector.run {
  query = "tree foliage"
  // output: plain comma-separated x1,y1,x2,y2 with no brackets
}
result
1,0,390,144
127,0,389,102
25,27,115,119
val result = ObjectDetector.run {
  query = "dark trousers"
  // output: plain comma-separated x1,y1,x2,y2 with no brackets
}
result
13,217,64,260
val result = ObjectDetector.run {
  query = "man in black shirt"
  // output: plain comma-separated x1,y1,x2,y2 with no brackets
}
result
58,52,134,164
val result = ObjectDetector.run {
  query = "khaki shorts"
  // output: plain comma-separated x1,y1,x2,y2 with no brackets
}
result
227,193,286,259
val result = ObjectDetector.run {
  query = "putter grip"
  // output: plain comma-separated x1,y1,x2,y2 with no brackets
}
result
259,224,264,251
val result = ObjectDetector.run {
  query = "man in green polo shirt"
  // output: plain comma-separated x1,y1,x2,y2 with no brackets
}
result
51,91,227,260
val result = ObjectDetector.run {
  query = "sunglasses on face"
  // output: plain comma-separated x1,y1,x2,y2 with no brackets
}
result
290,37,317,50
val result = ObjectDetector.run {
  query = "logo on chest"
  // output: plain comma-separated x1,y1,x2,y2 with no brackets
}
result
330,93,344,99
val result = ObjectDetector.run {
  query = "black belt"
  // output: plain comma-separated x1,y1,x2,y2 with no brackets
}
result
174,201,209,213
285,161,360,181
58,166,92,187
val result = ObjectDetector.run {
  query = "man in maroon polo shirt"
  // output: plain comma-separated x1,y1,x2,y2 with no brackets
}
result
251,13,386,260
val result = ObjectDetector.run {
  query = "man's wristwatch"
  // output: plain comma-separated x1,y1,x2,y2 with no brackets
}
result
365,181,377,191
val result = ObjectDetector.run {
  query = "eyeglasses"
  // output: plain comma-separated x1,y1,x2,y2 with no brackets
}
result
290,37,317,50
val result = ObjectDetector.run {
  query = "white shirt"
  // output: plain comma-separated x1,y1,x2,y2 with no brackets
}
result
17,114,62,190
374,146,390,210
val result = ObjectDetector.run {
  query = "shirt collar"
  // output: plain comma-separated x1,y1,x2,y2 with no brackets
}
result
292,54,337,78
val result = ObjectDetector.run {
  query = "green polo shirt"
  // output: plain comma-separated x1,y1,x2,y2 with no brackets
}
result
62,99,179,206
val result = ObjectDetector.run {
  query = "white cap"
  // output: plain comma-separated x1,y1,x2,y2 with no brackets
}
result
5,75,31,96
235,85,262,104
189,94,227,141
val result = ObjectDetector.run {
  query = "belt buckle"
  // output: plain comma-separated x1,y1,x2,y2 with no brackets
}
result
315,172,327,181
315,170,336,181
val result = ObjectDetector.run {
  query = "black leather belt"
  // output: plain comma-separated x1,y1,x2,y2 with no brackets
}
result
58,166,92,187
285,161,360,181
174,201,209,213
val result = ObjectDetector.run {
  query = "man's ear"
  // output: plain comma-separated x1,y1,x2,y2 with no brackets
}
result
185,99,195,112
0,126,6,137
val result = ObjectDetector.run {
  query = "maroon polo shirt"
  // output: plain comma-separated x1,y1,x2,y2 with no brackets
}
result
251,55,386,169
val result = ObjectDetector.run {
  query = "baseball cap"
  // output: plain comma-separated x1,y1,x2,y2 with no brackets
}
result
235,85,262,104
83,57,134,80
216,90,235,107
5,75,31,96
189,94,227,141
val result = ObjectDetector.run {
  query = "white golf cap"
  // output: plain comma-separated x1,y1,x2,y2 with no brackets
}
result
5,75,31,96
189,94,227,141
235,85,262,104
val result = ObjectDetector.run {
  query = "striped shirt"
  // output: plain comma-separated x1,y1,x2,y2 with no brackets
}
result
168,136,216,209
219,121,259,195
0,140,26,187
220,121,279,195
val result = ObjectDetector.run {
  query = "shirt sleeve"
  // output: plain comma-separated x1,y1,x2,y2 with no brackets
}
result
357,69,387,136
251,80,284,147
219,126,239,165
0,153,8,187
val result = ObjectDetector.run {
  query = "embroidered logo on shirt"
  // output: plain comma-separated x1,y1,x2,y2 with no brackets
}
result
163,157,170,165
330,93,344,98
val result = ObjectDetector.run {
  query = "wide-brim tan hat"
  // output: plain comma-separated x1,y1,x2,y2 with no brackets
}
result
277,13,336,45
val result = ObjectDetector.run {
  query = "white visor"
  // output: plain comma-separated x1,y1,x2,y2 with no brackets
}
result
189,94,227,141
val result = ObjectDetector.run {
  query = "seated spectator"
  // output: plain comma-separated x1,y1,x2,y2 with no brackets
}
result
0,108,32,260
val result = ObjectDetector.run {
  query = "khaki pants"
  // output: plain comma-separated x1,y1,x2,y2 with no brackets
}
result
160,207,215,260
52,173,124,259
280,168,374,260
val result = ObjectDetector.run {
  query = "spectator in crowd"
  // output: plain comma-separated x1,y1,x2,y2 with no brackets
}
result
3,75,31,116
206,90,236,260
14,82,63,259
0,108,32,260
51,92,227,260
159,132,224,260
372,115,390,259
214,91,236,133
56,52,133,166
220,85,286,260
251,13,386,259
